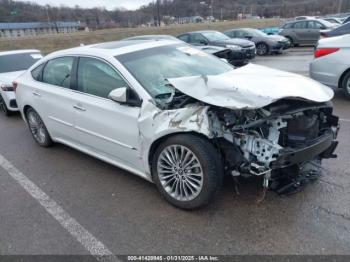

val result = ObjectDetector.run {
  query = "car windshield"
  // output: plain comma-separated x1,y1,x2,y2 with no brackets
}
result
201,31,231,41
245,29,267,37
0,52,43,73
318,19,337,28
116,44,233,101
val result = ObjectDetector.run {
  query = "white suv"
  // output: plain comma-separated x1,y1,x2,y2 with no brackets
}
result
15,41,339,209
0,50,43,116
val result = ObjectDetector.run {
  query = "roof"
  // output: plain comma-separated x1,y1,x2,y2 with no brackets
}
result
0,49,41,56
0,22,80,30
44,40,180,59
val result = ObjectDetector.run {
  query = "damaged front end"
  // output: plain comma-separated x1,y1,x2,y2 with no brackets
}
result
211,99,339,195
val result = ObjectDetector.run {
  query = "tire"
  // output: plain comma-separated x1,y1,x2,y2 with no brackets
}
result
340,71,350,98
0,95,11,117
256,43,269,56
285,36,294,47
26,108,53,147
152,134,224,210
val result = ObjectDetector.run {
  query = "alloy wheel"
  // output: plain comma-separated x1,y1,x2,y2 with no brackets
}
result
257,43,268,56
27,111,47,144
347,78,350,96
157,145,204,202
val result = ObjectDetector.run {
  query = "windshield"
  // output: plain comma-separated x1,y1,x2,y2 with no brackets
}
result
0,52,43,73
319,19,337,28
201,31,231,41
116,44,233,100
246,29,267,37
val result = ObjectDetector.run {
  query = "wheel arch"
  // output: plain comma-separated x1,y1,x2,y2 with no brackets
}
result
147,131,218,177
338,67,350,89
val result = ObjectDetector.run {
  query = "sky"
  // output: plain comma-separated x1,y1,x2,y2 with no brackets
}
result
15,0,154,10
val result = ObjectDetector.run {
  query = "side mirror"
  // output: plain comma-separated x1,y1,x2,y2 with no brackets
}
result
200,40,208,45
109,87,127,103
245,35,253,40
320,26,327,30
108,87,142,107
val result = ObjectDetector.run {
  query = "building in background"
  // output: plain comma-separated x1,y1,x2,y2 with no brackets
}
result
0,22,81,38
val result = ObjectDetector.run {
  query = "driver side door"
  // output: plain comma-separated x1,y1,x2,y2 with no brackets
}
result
72,56,143,171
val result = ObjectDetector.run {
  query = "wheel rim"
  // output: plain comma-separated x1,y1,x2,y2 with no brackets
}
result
0,96,6,112
27,111,47,144
157,145,204,201
257,44,267,55
347,78,350,95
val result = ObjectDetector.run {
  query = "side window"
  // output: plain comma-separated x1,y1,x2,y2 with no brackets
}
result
307,21,322,29
77,57,128,99
31,63,45,81
235,30,248,38
190,33,207,44
178,34,190,43
293,21,308,29
42,57,74,88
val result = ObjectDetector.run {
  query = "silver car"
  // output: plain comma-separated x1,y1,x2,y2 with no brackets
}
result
310,34,350,98
279,19,336,46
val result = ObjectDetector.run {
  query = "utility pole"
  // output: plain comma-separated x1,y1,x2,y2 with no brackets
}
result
157,0,161,27
338,0,343,13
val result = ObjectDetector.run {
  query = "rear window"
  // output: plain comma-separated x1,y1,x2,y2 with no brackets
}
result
0,52,43,73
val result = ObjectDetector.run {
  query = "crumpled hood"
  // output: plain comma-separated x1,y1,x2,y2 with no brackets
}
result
167,64,334,109
0,71,25,85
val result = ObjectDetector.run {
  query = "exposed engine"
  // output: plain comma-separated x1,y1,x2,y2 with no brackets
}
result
212,99,339,195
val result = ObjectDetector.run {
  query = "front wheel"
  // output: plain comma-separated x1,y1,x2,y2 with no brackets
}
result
340,71,350,98
26,108,53,147
256,43,269,56
0,95,11,116
152,134,224,209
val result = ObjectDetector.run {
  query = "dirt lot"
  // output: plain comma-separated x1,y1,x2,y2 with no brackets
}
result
0,19,280,54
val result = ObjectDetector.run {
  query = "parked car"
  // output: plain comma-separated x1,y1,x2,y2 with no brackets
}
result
310,34,350,97
279,19,336,46
322,17,343,24
320,22,350,38
0,50,43,116
258,27,280,35
177,30,256,66
122,35,233,64
15,41,339,209
342,16,350,24
224,28,290,56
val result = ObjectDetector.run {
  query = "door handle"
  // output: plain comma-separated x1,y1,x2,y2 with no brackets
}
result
73,105,86,112
32,92,41,97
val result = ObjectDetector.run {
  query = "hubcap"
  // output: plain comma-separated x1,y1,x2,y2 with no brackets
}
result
0,96,6,112
27,112,46,144
157,145,203,201
347,78,350,95
257,44,267,55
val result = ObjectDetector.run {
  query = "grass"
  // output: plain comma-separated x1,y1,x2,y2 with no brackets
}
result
0,19,281,54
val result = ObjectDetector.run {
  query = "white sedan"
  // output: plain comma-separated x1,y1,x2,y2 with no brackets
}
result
15,40,339,209
310,34,350,98
0,50,43,116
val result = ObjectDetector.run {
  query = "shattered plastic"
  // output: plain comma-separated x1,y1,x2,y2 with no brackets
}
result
167,64,334,109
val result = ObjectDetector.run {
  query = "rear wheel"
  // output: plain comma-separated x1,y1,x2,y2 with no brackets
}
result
152,134,224,209
341,71,350,98
26,108,53,147
256,43,269,56
0,95,11,116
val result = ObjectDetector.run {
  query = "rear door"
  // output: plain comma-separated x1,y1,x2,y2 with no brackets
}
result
30,56,78,142
72,56,142,170
307,21,323,44
292,21,309,44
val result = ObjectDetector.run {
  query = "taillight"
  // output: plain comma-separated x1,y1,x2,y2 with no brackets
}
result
320,32,328,39
314,48,339,59
12,81,18,92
